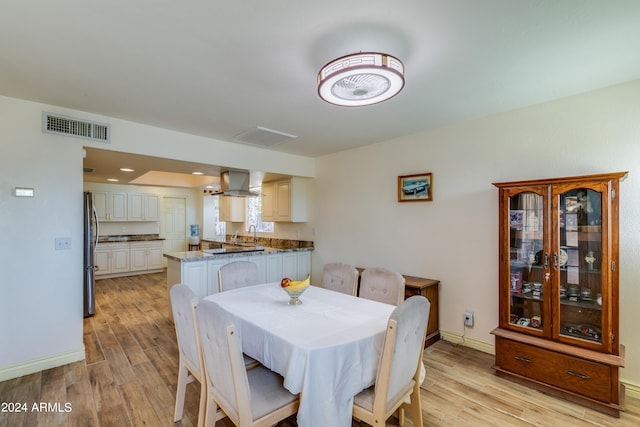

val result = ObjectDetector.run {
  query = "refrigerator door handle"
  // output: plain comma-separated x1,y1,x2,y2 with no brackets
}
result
93,204,99,252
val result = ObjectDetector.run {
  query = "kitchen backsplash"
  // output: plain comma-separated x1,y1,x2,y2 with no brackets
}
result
98,221,160,236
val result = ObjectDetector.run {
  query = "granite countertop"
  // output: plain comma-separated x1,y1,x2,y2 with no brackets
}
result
98,234,165,243
164,246,313,263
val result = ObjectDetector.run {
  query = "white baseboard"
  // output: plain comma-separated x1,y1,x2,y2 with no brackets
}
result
622,379,640,400
440,330,495,355
0,348,85,382
438,330,640,400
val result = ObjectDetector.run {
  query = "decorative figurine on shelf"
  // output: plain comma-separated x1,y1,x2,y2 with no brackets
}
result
585,251,596,270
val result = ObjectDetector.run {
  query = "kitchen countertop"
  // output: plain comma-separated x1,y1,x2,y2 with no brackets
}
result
164,246,313,263
98,234,165,243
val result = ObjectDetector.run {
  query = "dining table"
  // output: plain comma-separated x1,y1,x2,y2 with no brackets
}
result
203,282,396,427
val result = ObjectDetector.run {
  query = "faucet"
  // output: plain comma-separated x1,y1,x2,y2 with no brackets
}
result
248,224,257,244
231,229,238,243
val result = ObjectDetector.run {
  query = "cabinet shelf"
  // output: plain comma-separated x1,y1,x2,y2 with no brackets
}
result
559,298,602,311
510,291,544,302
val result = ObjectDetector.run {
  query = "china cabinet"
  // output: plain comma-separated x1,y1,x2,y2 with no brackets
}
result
492,172,627,417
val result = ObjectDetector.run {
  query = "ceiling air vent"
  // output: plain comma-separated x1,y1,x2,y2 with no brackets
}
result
42,112,110,143
233,126,297,148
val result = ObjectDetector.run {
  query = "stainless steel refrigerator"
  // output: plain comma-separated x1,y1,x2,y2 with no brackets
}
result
83,192,99,317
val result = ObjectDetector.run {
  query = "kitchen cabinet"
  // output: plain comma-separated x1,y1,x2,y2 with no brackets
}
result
93,191,127,222
95,242,130,276
206,258,229,295
219,195,245,222
129,241,164,272
262,177,310,222
127,193,160,221
492,172,627,417
167,257,209,321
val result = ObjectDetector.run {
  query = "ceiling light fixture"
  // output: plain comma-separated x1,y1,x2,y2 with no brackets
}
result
120,168,135,172
317,52,404,107
192,171,204,175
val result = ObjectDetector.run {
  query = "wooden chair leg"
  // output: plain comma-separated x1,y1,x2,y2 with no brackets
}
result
174,363,189,422
406,386,423,427
197,378,207,427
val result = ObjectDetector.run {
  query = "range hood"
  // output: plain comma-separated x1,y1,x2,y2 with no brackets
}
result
220,170,260,197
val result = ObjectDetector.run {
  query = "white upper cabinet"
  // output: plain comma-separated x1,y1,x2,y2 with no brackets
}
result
219,195,245,222
262,177,310,222
93,191,127,222
127,193,160,221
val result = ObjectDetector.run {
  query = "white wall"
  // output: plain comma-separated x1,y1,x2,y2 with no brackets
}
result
0,95,315,380
312,80,640,393
0,98,85,372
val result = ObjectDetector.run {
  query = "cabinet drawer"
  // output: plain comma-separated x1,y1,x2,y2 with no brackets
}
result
496,338,612,402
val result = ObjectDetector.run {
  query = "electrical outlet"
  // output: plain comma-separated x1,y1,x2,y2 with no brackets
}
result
55,237,72,251
464,311,474,327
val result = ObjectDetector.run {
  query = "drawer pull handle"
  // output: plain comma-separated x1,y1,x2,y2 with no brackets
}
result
566,370,590,380
514,355,532,363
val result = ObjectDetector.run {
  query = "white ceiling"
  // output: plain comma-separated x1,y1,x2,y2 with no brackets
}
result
2,1,640,182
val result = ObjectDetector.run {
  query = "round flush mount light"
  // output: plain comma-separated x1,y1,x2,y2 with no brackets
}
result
317,52,404,107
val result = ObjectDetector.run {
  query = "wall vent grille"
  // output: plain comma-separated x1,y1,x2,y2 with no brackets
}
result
42,112,110,143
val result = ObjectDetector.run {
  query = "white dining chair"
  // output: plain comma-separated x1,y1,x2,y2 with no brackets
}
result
352,295,430,427
320,262,359,296
195,300,300,427
218,260,260,292
170,284,219,427
170,284,260,426
359,267,406,306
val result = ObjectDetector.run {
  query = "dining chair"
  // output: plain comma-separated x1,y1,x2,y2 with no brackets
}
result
218,260,260,292
195,300,300,427
170,284,260,426
320,262,359,295
170,284,217,427
352,295,430,427
359,267,406,306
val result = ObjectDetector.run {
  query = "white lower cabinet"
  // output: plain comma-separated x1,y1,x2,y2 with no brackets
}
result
296,250,311,279
95,243,130,276
167,258,208,320
206,258,229,295
95,240,163,278
265,254,283,283
130,241,164,272
248,255,267,283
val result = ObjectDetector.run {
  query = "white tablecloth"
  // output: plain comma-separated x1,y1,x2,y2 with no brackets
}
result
204,282,395,427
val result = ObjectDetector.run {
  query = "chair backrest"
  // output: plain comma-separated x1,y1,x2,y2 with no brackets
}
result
375,296,430,411
359,267,406,306
321,262,358,295
196,300,252,424
169,284,202,378
218,260,260,292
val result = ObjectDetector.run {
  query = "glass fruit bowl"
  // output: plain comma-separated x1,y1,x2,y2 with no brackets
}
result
281,276,310,305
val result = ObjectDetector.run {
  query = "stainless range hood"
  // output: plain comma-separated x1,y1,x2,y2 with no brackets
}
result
220,170,260,197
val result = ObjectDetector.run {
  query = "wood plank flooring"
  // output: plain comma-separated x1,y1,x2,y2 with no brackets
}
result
1,270,639,426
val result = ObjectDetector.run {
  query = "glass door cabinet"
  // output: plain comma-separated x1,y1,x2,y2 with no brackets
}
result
492,172,627,417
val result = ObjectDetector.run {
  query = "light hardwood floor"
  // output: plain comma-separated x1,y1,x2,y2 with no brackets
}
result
1,271,638,427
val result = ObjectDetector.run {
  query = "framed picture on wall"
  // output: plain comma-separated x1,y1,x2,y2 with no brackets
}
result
398,173,432,202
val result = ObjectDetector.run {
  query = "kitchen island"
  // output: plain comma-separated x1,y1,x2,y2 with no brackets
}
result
164,246,313,314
